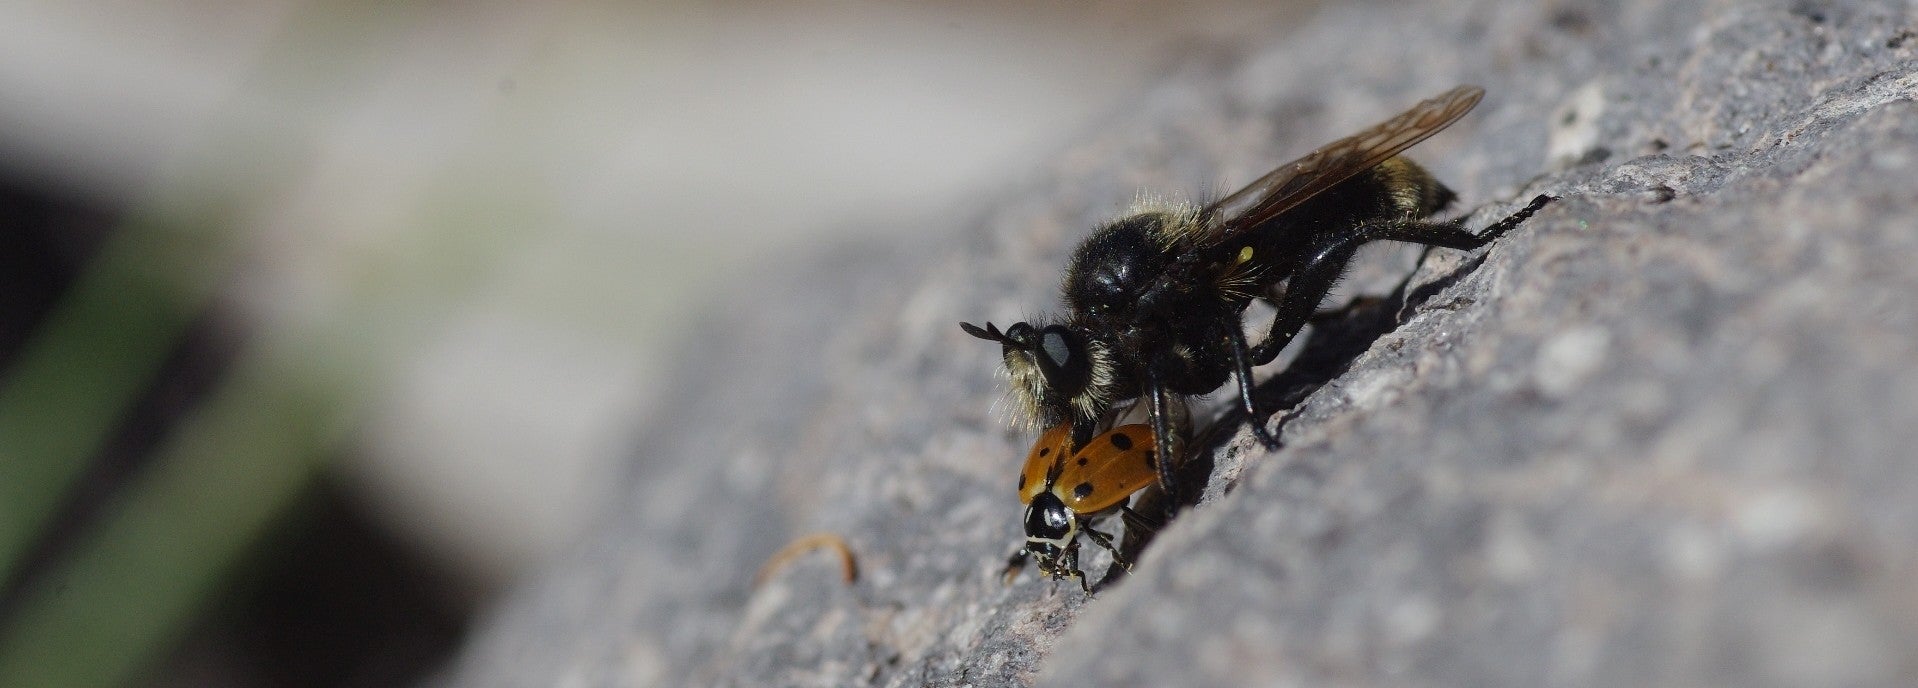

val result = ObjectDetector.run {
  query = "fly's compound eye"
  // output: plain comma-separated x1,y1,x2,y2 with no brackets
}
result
1033,325,1091,398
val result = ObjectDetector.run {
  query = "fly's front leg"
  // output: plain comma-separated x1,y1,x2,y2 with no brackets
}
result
1069,414,1098,454
1145,368,1182,517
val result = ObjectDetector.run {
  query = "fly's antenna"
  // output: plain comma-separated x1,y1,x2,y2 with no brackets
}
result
961,321,1025,350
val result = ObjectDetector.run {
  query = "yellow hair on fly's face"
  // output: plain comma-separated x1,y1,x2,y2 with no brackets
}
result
1066,332,1115,425
994,318,1117,434
998,338,1048,433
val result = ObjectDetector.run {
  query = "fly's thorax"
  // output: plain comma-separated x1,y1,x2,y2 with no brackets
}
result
1062,197,1201,321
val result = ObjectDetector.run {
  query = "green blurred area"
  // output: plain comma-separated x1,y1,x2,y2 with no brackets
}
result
0,3,526,686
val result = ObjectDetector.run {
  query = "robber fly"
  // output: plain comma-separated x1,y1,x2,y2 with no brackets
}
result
963,86,1553,509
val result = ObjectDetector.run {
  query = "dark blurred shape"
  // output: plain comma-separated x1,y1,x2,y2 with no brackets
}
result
149,481,468,688
0,182,126,620
0,180,467,688
0,185,113,367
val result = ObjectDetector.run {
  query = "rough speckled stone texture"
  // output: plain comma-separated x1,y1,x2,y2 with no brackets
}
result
441,1,1918,686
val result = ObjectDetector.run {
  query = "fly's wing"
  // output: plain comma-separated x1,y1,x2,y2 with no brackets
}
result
1202,86,1484,242
1019,424,1073,505
1054,424,1159,514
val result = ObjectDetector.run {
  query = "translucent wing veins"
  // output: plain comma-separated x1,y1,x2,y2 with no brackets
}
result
1203,85,1485,241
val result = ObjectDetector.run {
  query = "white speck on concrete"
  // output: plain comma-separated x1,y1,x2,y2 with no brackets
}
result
1733,488,1819,549
1534,326,1612,398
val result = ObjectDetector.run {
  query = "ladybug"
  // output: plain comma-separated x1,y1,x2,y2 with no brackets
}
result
1008,422,1162,593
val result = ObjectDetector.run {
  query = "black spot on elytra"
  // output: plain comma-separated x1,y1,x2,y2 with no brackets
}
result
1109,432,1133,451
1076,456,1088,466
1038,447,1051,457
1018,473,1026,491
1073,482,1093,499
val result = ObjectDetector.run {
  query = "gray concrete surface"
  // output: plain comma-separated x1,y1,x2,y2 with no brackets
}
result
442,0,1918,685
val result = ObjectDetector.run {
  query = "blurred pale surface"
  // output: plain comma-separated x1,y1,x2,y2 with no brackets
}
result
0,0,1299,593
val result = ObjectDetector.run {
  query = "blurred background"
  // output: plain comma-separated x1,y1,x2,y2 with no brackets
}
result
0,1,1307,686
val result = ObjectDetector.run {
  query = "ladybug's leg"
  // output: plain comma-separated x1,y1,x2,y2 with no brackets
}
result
1002,547,1030,585
1119,506,1161,537
1064,543,1090,595
1081,524,1130,572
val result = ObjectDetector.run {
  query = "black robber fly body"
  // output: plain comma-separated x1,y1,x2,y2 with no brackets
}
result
964,85,1553,512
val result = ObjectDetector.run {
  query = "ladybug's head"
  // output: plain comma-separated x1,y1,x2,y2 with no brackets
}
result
1022,491,1078,578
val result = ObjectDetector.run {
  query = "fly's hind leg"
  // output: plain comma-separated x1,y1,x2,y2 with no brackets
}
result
1248,194,1554,366
1366,193,1554,250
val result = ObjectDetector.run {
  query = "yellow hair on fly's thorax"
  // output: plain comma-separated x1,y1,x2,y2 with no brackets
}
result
1212,251,1265,301
1121,192,1205,252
